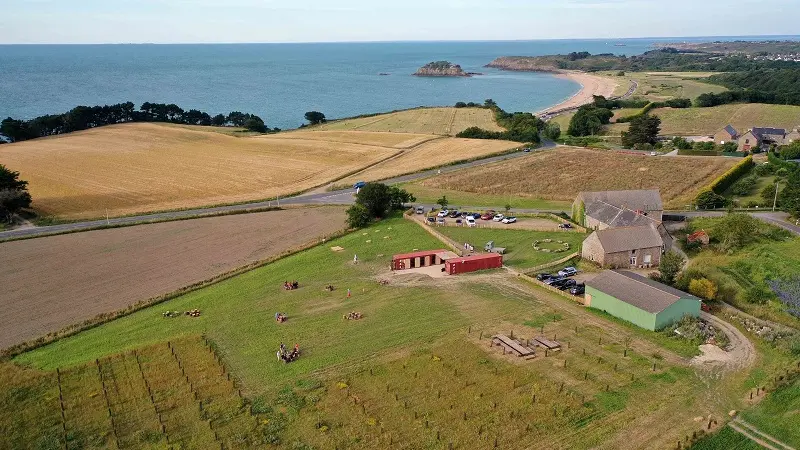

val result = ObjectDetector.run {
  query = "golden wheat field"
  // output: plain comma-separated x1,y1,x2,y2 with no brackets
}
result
315,107,504,135
417,147,739,208
265,130,440,148
339,137,519,185
0,123,401,219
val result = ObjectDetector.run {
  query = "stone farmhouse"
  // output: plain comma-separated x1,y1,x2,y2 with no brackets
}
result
573,190,673,268
715,124,800,152
581,224,665,268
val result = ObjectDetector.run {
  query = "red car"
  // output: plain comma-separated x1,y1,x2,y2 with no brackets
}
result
480,210,496,220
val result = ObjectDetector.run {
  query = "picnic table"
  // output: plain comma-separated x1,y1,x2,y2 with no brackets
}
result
533,336,561,351
492,335,536,360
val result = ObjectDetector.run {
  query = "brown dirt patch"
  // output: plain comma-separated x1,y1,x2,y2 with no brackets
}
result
0,206,346,349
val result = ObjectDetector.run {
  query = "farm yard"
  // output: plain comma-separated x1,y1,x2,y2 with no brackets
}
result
3,215,783,449
0,206,346,350
0,122,515,220
314,107,504,135
411,147,739,209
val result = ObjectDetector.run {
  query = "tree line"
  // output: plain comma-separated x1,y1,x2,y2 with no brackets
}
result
455,100,545,144
1,102,278,143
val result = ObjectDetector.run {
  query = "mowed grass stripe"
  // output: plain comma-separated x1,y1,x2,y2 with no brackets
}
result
316,107,504,135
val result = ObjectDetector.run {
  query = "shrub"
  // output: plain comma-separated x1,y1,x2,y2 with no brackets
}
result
695,189,727,209
689,278,718,300
741,284,773,304
729,176,757,196
754,163,777,177
761,183,777,204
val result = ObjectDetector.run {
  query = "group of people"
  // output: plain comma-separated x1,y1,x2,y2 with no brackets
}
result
283,280,300,290
275,312,287,323
325,284,335,292
277,342,300,363
343,311,363,320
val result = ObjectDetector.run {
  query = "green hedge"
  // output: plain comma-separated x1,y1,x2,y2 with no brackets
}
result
768,151,796,170
709,155,754,194
615,102,655,123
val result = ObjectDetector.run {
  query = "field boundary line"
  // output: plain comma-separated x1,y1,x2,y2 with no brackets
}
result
733,418,796,450
1,227,351,359
729,422,783,450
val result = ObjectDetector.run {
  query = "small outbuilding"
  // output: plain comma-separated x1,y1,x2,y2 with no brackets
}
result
585,270,701,331
392,249,453,271
446,253,503,275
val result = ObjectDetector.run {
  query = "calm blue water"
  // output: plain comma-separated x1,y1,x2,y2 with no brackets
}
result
1,36,798,129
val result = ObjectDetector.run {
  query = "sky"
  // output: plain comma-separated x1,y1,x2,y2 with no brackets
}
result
3,0,800,44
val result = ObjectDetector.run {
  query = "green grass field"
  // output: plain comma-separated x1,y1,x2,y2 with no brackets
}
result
434,227,586,271
655,103,800,136
739,377,800,446
401,183,572,211
689,426,762,450
612,72,727,102
3,215,797,448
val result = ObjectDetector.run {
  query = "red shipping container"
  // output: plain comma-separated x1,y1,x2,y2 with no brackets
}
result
446,253,503,275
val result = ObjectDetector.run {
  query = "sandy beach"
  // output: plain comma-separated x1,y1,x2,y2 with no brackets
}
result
540,71,621,114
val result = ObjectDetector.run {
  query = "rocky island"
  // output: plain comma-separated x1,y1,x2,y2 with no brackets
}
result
413,61,473,77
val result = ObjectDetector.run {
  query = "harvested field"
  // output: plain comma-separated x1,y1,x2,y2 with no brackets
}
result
339,137,519,184
0,206,346,350
315,107,504,135
267,130,441,149
416,147,739,208
0,123,396,219
656,103,800,136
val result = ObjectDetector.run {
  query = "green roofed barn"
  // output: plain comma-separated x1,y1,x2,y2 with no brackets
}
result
585,270,701,331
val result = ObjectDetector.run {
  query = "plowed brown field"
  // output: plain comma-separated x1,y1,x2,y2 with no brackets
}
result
0,206,346,350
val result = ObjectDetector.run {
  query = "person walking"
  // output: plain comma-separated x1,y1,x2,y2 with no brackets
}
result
347,288,351,298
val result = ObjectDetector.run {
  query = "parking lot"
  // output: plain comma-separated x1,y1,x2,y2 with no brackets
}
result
414,208,580,232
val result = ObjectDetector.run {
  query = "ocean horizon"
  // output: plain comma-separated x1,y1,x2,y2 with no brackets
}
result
2,35,799,130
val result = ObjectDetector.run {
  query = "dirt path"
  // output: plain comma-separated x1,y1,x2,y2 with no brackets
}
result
691,312,757,371
732,418,796,450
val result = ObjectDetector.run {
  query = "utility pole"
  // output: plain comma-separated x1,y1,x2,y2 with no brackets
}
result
773,181,780,212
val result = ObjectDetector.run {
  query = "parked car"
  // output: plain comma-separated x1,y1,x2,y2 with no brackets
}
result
558,279,578,291
480,213,494,220
558,267,578,277
493,214,505,222
523,148,531,153
415,206,425,214
501,216,517,224
544,276,565,286
436,217,445,225
426,217,435,224
471,212,482,219
536,273,553,281
550,278,572,289
570,284,585,296
353,181,366,189
465,216,477,227
460,212,470,218
558,223,573,229
437,209,449,218
650,151,658,156
449,210,460,218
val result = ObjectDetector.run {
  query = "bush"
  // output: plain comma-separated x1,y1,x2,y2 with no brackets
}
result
755,163,777,177
689,278,718,300
729,176,757,196
454,102,467,108
741,284,773,304
761,183,777,204
695,189,727,209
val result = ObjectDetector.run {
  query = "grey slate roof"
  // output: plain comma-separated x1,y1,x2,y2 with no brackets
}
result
722,125,738,137
587,270,699,314
579,190,663,213
585,200,661,228
752,127,787,140
594,225,663,253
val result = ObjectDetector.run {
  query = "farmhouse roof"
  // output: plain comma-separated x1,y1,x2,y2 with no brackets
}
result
593,225,663,254
587,270,699,314
585,200,662,228
722,125,738,137
752,127,787,139
578,190,663,213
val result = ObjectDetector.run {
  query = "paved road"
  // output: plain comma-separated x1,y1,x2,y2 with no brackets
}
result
0,146,555,240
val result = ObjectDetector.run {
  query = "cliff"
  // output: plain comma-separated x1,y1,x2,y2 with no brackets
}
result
485,56,564,73
414,61,471,77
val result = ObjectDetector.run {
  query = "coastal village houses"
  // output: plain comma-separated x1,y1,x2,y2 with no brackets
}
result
573,189,673,268
715,124,800,152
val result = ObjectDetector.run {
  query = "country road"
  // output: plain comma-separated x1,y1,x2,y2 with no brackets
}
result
0,144,556,241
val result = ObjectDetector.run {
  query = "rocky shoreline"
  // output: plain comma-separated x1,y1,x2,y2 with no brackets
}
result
413,61,472,77
484,56,563,73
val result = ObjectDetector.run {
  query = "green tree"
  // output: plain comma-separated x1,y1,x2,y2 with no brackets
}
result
355,183,392,218
761,183,777,205
211,114,227,126
695,190,727,209
567,105,612,137
713,213,760,253
621,114,661,148
243,116,267,133
0,164,32,223
658,251,685,285
346,203,371,229
484,99,497,108
388,186,416,210
504,203,512,214
304,111,327,125
543,122,561,140
436,195,449,210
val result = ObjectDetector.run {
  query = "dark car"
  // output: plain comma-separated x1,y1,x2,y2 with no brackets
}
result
449,210,460,218
353,181,366,189
426,217,435,224
471,213,482,219
570,284,585,296
536,273,553,281
558,223,573,229
544,276,565,286
558,279,578,291
460,212,470,218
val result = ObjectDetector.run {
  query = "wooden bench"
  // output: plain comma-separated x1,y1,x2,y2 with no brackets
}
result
533,336,561,351
492,335,536,359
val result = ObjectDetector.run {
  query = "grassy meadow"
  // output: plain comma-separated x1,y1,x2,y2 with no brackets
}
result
3,216,786,448
315,107,504,135
414,147,738,209
612,72,726,102
400,183,571,211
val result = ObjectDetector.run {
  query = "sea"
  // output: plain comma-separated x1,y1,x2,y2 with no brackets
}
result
1,36,798,130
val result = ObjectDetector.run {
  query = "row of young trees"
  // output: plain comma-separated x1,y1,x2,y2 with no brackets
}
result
0,102,277,142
